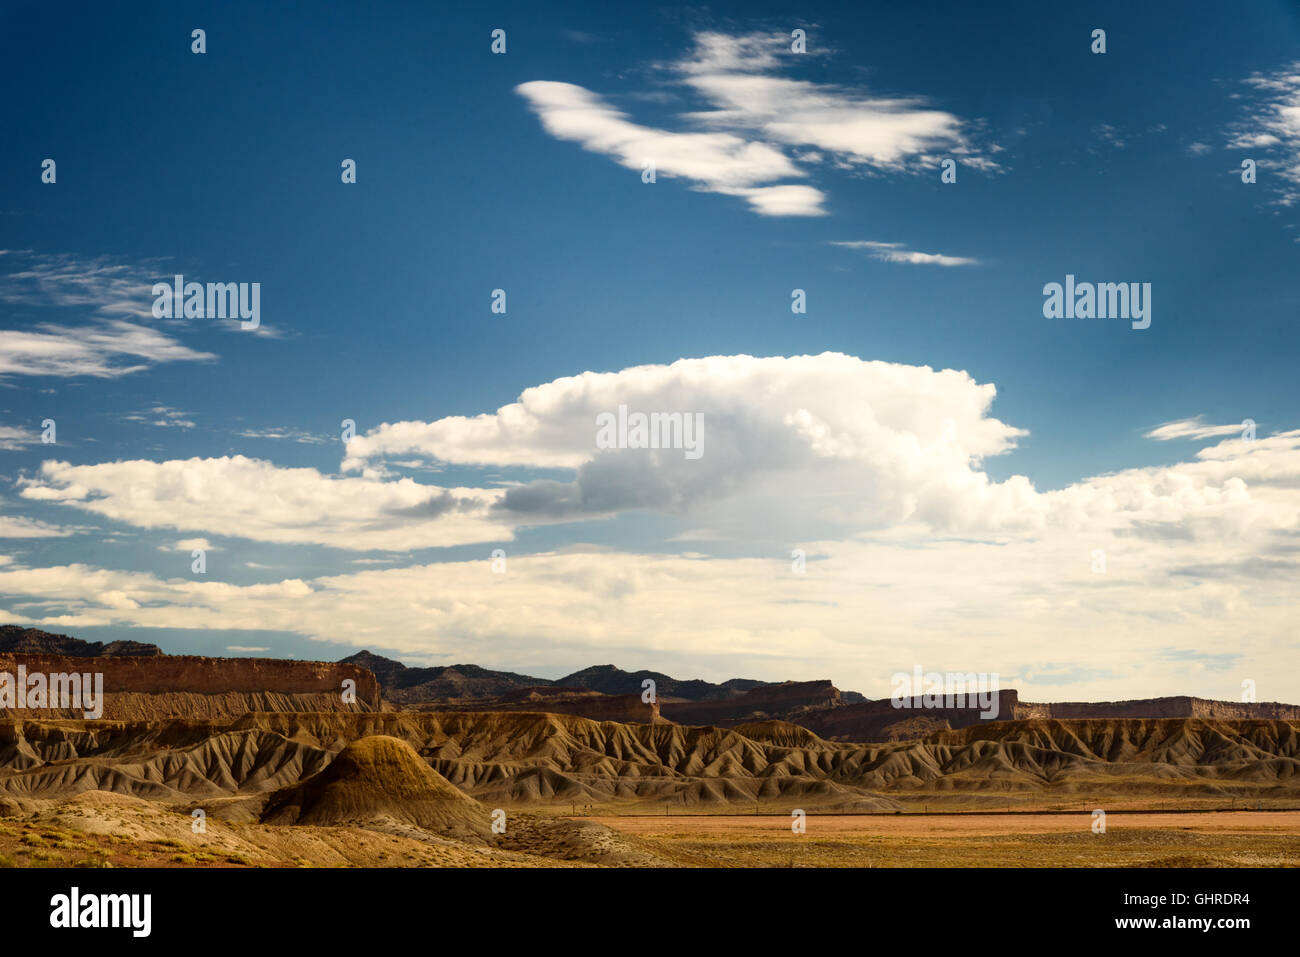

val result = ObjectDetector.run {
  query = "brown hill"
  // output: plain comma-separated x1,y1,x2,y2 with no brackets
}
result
337,653,834,707
260,735,490,839
556,664,776,701
0,626,161,657
339,652,555,704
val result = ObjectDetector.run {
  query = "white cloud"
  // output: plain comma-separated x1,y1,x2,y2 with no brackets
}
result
0,426,38,450
1227,61,1300,205
1092,123,1125,149
517,30,997,216
123,406,197,429
344,353,1033,534
679,32,998,173
831,240,978,266
21,456,512,551
19,356,1300,565
3,349,1300,698
235,427,329,444
0,514,74,538
0,250,159,318
1145,417,1247,442
22,351,1273,557
26,353,1039,547
516,80,824,216
0,252,216,379
0,514,1295,700
0,321,215,378
167,538,214,552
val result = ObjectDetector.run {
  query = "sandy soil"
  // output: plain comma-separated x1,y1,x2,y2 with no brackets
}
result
591,810,1300,837
586,811,1300,866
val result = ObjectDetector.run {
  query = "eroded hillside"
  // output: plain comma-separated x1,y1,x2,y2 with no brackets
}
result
1,712,1296,812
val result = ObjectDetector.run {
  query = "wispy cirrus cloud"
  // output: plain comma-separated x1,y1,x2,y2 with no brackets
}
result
161,538,215,553
235,427,330,445
0,320,215,379
1227,61,1300,206
0,252,216,378
123,406,197,429
0,250,159,318
517,30,998,216
830,240,978,266
1092,123,1126,150
0,515,75,538
677,32,999,173
0,425,39,450
1145,416,1248,442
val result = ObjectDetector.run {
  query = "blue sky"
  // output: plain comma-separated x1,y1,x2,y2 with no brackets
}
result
2,1,1299,700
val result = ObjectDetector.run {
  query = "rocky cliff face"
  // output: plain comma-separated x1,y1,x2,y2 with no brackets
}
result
796,690,1300,742
0,653,382,720
660,680,842,725
1014,696,1300,721
797,689,1020,741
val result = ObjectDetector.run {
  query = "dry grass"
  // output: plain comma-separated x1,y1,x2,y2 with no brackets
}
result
592,811,1300,867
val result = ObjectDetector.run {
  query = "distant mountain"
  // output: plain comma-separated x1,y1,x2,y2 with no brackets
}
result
558,664,771,701
338,651,556,703
340,653,866,707
0,625,162,657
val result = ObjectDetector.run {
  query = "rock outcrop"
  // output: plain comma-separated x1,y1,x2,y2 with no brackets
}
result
797,689,1300,742
0,653,382,720
1015,696,1300,721
661,680,844,725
